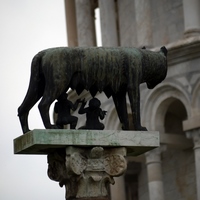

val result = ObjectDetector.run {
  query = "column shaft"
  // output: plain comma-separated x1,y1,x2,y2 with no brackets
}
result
110,176,126,200
64,0,78,46
75,0,96,46
194,147,200,200
182,0,200,37
135,0,152,47
99,0,118,46
145,147,165,200
117,0,137,46
187,129,200,200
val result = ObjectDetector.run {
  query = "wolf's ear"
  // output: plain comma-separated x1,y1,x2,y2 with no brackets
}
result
160,46,167,56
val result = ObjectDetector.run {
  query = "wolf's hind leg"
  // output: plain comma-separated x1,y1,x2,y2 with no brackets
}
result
18,82,44,134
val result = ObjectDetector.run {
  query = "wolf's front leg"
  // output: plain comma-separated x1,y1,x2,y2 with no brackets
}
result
127,84,147,131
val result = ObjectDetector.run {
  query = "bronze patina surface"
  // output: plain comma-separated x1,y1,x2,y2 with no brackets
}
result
18,46,167,133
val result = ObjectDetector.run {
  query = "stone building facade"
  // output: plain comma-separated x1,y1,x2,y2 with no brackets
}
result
64,0,200,199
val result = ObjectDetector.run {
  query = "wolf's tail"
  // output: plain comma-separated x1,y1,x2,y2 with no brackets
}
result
18,51,45,116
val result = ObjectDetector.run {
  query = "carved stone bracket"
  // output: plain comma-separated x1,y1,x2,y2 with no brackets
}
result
186,128,200,150
14,130,159,200
47,146,127,200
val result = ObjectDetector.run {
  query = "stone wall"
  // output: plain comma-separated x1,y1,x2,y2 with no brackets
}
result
162,149,196,200
150,0,184,46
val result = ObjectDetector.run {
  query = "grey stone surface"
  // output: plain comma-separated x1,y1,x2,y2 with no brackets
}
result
138,163,149,200
75,0,96,46
47,146,127,199
162,149,196,200
183,0,200,37
99,0,118,46
150,0,184,46
135,0,152,47
14,129,159,156
117,0,137,46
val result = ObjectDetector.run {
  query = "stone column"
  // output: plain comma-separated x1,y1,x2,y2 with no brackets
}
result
110,175,126,200
47,146,127,200
75,0,96,46
135,0,152,48
186,128,200,200
117,0,137,46
182,0,200,37
14,129,160,200
99,0,119,46
145,146,166,200
64,0,78,46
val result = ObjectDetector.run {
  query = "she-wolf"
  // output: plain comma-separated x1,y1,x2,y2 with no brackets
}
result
18,46,167,134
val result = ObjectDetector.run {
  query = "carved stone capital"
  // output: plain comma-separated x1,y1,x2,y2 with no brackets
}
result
47,146,127,199
145,145,167,165
186,128,200,150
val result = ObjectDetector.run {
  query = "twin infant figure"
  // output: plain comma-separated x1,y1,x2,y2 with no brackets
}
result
54,93,107,130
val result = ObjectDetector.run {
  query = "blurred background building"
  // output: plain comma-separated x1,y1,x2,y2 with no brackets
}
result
63,0,200,199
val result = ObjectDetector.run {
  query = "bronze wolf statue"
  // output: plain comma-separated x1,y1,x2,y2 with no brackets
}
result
18,46,167,134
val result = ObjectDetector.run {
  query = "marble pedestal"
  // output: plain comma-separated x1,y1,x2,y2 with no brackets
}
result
14,129,159,200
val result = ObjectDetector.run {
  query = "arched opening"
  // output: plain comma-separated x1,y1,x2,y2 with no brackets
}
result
192,78,200,116
142,83,191,132
164,99,187,135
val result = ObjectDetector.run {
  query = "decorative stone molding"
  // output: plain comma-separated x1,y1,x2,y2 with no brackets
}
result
184,115,200,134
47,146,127,199
151,35,200,66
182,0,200,38
186,128,200,150
145,145,167,165
14,129,159,199
13,129,159,156
184,28,200,38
